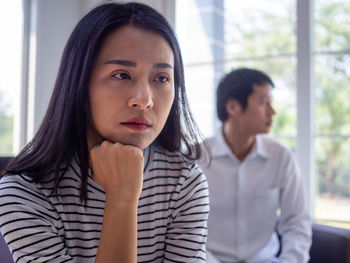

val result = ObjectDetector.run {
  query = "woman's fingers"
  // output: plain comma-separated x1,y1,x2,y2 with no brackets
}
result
90,141,144,203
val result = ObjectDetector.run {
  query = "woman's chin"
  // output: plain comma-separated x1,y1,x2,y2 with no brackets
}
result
109,135,154,150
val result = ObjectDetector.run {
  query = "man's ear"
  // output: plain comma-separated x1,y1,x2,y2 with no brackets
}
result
226,99,241,117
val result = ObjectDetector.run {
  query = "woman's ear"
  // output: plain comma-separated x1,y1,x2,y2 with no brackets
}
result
225,99,241,117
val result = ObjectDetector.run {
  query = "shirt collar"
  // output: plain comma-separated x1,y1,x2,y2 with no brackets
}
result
210,127,270,160
210,127,233,157
255,134,270,160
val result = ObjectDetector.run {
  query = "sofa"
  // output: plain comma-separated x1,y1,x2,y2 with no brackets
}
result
309,223,350,263
0,156,350,262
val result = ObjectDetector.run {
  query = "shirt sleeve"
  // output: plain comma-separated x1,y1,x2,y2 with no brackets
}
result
164,163,210,262
0,175,73,263
277,151,312,263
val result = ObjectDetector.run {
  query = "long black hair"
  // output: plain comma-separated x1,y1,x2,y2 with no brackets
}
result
3,2,203,201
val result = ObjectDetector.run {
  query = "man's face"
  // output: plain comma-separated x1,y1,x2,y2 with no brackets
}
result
235,84,276,135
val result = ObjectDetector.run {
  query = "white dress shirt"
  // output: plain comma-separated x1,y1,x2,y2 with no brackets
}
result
199,129,312,263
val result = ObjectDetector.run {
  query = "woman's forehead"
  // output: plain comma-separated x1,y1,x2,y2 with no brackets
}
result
97,26,174,63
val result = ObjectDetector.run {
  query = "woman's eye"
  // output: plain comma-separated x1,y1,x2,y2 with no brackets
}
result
154,75,170,83
113,73,130,80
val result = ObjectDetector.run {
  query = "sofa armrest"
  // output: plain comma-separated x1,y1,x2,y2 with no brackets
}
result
0,233,13,263
0,157,12,172
309,223,350,263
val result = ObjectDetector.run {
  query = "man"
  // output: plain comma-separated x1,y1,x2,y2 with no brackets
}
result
200,68,312,263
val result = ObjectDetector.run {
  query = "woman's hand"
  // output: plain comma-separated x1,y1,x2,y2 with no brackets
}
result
91,141,143,263
90,140,144,204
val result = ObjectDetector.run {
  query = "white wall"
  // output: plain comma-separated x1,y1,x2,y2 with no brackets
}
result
27,0,83,140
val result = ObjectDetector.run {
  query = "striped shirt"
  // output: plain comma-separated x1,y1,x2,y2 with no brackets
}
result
0,145,209,263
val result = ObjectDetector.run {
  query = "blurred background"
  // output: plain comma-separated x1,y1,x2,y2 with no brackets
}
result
0,0,349,229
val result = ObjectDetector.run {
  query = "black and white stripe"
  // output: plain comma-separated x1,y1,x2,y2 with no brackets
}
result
0,145,209,263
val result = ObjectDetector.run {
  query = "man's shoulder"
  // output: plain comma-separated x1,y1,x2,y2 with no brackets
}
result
198,135,227,164
204,134,228,154
205,136,217,147
258,134,293,157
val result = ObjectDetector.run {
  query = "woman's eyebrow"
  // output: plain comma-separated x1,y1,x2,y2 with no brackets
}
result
153,63,173,69
104,59,136,67
104,60,173,70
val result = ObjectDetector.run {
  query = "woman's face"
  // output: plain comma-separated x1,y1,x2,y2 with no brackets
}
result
87,25,175,150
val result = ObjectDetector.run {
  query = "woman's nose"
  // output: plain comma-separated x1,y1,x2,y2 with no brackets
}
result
127,80,154,110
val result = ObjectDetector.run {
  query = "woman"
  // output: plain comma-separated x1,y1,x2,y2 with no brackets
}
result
0,2,209,262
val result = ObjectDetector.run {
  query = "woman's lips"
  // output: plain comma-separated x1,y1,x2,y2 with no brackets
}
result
121,118,152,131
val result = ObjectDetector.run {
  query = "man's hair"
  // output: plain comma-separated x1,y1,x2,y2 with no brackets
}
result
216,68,274,122
3,2,203,201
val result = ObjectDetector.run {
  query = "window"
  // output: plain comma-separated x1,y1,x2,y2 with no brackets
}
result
314,0,350,229
0,0,24,156
176,0,296,148
223,0,297,149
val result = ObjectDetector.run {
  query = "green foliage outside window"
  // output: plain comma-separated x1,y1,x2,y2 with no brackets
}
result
315,0,350,199
224,0,350,200
0,93,13,156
